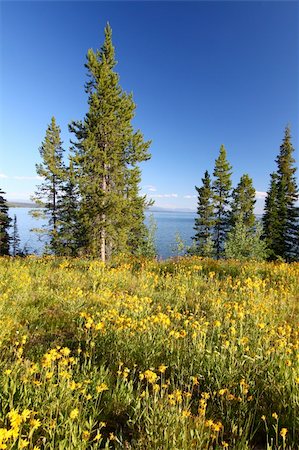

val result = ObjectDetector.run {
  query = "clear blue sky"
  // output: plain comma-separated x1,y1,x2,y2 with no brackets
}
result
1,1,298,213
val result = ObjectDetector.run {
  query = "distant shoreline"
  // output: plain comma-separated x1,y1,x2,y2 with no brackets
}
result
7,202,39,208
7,203,263,216
8,202,196,213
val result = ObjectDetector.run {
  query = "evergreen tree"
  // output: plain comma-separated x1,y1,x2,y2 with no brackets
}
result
262,173,280,259
0,189,11,255
225,217,267,261
70,24,151,261
230,174,256,228
193,170,215,256
275,126,298,260
212,145,232,258
262,127,298,261
31,117,66,254
12,214,21,256
55,159,81,256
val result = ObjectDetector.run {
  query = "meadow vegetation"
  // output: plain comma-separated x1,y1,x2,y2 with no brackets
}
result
0,256,298,449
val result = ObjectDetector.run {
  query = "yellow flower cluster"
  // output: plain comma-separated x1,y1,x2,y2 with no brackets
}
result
0,409,40,449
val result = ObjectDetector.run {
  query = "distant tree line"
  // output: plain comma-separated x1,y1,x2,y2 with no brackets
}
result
0,24,298,262
191,127,298,261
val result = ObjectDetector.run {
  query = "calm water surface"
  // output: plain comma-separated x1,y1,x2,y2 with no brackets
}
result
9,208,196,259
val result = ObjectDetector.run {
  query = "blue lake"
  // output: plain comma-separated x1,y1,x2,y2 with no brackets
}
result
8,208,196,259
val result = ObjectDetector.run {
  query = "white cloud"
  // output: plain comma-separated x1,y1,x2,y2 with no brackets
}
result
144,184,157,192
0,174,42,181
151,193,178,198
255,191,267,199
183,195,196,199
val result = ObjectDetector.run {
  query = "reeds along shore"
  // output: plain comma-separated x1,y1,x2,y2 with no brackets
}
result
0,256,298,449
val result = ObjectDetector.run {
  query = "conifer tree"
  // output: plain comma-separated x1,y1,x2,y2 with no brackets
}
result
12,214,21,256
275,126,298,260
31,117,66,254
263,127,298,261
230,174,256,228
193,170,215,256
70,24,151,261
0,189,11,255
262,173,280,259
55,159,80,256
212,145,232,258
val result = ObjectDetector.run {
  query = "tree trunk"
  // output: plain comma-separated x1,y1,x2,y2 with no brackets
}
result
101,166,107,262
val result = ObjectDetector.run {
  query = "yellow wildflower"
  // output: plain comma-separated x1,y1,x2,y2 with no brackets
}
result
7,409,22,429
218,388,227,396
191,376,199,385
21,409,31,421
212,421,223,432
30,418,41,428
144,369,158,384
96,382,109,393
82,430,90,441
60,347,71,357
158,364,167,374
69,409,79,420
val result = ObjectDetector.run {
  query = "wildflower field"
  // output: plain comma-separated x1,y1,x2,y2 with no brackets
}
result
0,256,298,449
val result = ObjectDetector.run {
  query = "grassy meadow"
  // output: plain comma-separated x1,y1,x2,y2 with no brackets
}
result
0,256,298,449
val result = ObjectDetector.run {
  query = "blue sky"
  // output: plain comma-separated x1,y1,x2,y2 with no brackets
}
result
1,1,298,213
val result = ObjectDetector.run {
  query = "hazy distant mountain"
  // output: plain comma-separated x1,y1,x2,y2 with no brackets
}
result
8,201,38,208
148,206,196,213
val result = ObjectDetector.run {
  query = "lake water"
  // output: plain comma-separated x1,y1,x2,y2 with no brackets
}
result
8,208,196,259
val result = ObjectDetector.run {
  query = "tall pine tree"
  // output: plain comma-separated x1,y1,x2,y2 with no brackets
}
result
212,145,232,258
192,170,215,256
31,116,66,254
263,127,298,261
275,126,298,261
0,189,11,255
262,173,280,259
70,24,151,261
230,174,256,228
